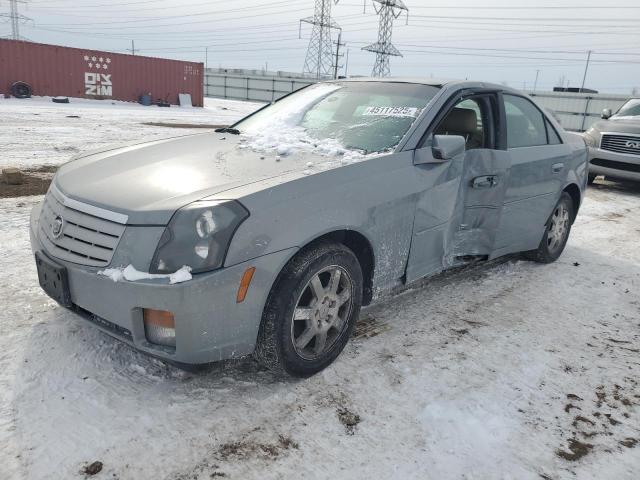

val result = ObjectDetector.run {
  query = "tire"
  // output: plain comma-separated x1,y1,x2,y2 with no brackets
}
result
587,173,597,185
255,242,363,377
11,81,32,99
524,192,575,264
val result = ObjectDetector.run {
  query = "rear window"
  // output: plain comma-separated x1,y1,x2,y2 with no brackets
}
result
504,94,548,148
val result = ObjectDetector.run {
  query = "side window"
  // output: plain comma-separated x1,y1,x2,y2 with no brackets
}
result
546,119,562,145
434,97,488,150
504,94,548,148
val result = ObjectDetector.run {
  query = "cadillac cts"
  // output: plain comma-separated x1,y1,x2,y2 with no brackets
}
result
30,79,588,377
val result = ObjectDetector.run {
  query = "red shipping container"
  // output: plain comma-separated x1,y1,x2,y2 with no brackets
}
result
0,39,204,107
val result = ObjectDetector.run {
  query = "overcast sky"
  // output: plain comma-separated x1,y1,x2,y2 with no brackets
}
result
3,0,640,94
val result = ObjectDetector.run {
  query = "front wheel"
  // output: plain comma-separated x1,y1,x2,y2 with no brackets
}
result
524,192,575,263
255,242,363,377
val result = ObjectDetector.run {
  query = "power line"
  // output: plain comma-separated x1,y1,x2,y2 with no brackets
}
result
34,0,307,26
28,0,161,6
24,23,640,65
399,22,639,36
28,0,229,12
341,3,640,9
407,13,640,22
34,6,302,29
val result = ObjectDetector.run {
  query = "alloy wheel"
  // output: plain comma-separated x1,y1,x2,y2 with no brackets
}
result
547,203,570,252
290,265,354,360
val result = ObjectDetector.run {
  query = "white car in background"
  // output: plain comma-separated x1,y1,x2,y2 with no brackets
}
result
583,98,640,183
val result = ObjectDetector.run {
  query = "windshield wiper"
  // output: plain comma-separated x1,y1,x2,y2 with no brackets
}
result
215,127,241,135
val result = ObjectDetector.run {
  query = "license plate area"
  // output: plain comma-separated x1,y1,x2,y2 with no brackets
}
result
35,252,72,307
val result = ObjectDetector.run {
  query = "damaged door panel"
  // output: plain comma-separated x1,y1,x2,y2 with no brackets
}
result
449,149,510,260
406,142,465,282
406,90,508,282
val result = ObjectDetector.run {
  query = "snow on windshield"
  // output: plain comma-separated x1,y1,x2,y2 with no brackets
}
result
238,84,367,164
235,82,440,164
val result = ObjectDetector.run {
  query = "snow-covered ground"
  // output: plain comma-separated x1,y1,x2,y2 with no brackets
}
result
1,98,639,480
0,96,261,169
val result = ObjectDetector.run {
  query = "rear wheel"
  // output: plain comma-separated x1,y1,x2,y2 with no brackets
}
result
524,192,574,263
255,242,363,377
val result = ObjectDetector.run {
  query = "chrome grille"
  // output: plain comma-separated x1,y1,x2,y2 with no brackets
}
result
600,133,640,157
38,188,126,267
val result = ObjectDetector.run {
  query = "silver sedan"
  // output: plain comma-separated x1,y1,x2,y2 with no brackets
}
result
30,79,588,376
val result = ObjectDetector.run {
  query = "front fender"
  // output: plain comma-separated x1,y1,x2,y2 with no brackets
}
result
224,151,420,293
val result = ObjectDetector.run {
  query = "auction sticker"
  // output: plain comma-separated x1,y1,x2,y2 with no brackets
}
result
362,106,419,117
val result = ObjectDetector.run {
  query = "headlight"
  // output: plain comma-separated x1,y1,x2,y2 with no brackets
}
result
583,130,598,147
150,200,249,274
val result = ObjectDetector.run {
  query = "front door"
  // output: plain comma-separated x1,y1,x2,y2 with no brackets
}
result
406,92,509,283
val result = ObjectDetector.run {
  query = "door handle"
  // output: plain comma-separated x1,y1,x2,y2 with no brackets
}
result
552,162,564,173
472,175,499,189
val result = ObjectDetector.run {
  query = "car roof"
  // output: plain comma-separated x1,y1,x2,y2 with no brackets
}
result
329,76,519,93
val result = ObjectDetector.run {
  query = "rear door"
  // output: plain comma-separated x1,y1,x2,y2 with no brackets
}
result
493,93,572,255
405,90,510,282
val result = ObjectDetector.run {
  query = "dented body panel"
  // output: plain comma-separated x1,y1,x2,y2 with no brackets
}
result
30,78,588,365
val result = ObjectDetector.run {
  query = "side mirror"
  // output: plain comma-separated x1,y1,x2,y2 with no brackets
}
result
414,135,466,165
432,134,466,161
601,108,612,120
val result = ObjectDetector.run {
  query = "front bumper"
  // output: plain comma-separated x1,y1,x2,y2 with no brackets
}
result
30,202,296,365
588,147,640,182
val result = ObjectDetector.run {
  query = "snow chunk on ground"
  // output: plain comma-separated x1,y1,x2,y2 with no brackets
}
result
98,265,192,284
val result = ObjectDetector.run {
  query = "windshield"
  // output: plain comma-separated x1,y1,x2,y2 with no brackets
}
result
615,99,640,118
234,82,440,154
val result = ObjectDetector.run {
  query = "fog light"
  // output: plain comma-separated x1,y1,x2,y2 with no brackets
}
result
143,309,176,347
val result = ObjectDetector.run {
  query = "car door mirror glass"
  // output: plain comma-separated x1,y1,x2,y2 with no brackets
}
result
432,134,466,161
601,108,612,120
414,135,466,164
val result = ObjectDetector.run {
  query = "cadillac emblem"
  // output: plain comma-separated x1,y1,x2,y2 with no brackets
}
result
51,215,64,239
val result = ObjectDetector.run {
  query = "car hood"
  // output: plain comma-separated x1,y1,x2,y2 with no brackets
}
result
590,117,640,135
54,132,331,225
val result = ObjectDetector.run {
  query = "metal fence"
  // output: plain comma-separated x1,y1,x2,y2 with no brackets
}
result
525,91,628,132
204,68,314,103
203,69,630,133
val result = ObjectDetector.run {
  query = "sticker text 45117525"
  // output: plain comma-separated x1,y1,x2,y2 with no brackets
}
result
362,106,419,117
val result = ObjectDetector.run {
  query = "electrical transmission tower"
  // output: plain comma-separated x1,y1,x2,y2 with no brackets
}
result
2,0,30,40
362,0,408,77
300,0,341,79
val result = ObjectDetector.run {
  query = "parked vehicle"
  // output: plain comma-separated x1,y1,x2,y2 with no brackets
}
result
30,79,588,377
583,98,640,183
